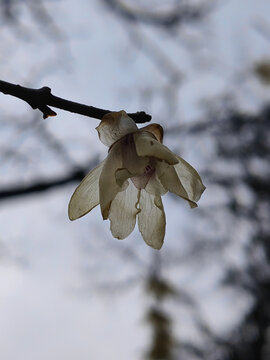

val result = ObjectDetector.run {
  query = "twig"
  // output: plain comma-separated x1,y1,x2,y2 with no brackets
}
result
0,80,151,123
102,0,208,28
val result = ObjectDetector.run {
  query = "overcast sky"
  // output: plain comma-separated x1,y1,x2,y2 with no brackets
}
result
0,1,270,359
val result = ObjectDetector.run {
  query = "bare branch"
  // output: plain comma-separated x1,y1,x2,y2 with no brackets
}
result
0,80,152,123
102,0,209,28
0,167,88,201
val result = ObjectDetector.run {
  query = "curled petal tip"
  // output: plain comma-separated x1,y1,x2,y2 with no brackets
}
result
140,123,164,143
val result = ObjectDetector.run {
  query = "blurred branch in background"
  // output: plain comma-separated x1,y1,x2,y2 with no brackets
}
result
183,102,270,360
102,0,211,28
0,0,63,39
0,162,92,200
255,59,270,85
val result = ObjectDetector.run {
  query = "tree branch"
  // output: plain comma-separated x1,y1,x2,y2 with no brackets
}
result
102,0,208,28
0,79,151,123
0,168,88,201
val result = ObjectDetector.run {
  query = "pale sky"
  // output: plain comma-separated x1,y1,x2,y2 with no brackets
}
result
0,1,269,359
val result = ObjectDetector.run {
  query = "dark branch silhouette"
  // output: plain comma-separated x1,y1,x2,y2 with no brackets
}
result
0,167,88,201
103,0,209,28
0,80,152,123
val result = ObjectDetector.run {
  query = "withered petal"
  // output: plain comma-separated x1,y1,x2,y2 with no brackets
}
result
174,155,206,203
99,142,124,220
138,190,166,249
109,181,139,240
68,161,105,220
157,155,205,207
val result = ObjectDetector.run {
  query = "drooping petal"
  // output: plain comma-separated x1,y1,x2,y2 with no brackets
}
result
138,190,166,249
133,132,178,165
96,110,138,147
174,155,206,203
68,161,104,220
157,161,196,208
99,141,127,220
157,156,205,207
109,181,139,239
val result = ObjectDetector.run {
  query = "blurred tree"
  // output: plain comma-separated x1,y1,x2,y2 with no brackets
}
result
144,254,177,360
255,60,270,85
210,105,270,360
102,0,210,28
169,102,270,360
0,0,62,37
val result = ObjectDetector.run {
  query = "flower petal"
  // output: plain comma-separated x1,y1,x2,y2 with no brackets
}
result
109,181,139,239
145,171,168,196
133,132,178,165
138,190,166,249
68,161,104,220
157,162,196,207
115,168,132,187
99,133,150,219
174,155,206,203
99,142,125,220
157,156,205,207
96,110,138,147
121,134,149,176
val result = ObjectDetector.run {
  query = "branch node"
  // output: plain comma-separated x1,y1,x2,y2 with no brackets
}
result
39,105,57,119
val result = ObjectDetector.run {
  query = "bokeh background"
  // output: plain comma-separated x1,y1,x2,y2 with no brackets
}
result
0,1,270,359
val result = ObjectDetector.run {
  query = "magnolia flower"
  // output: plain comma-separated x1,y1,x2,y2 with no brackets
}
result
69,110,205,249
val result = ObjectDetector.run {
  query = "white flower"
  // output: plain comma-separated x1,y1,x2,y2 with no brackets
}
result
69,111,205,249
